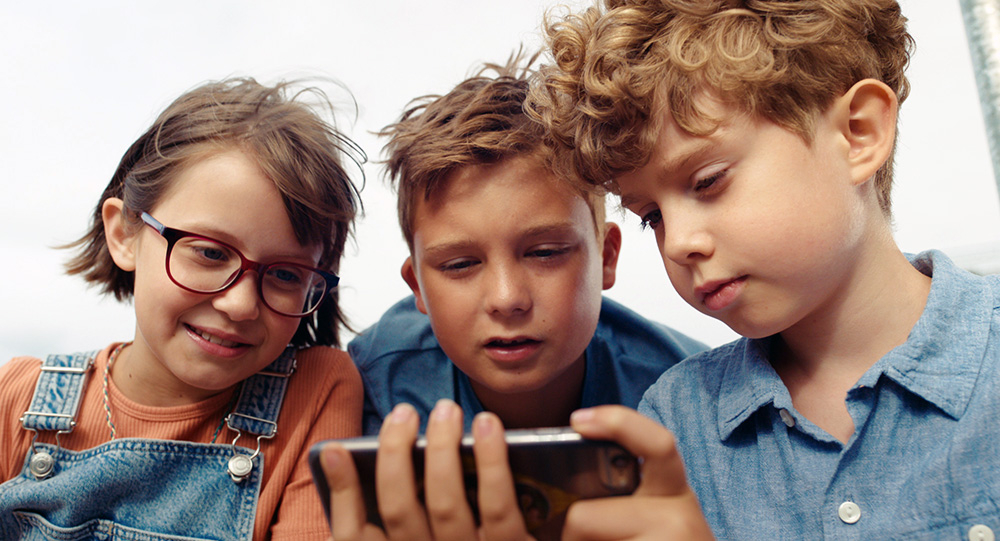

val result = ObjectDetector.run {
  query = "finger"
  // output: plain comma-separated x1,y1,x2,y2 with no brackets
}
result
423,399,478,540
471,412,533,540
323,443,382,541
569,405,689,497
562,496,650,541
375,403,433,539
563,494,712,541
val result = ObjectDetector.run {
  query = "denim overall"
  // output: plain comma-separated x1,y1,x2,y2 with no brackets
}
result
0,347,297,541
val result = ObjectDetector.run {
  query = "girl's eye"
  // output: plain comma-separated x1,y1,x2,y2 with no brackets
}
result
178,239,233,265
693,169,728,193
639,209,662,231
196,247,227,261
268,266,303,285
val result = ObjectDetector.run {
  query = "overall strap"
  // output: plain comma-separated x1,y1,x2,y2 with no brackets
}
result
20,351,98,433
222,346,296,483
225,346,297,438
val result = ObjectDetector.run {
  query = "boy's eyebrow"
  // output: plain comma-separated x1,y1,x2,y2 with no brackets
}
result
619,138,717,208
519,222,582,238
420,222,583,258
422,239,477,259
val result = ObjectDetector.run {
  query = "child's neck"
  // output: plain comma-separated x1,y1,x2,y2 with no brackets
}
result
771,242,932,443
470,355,587,430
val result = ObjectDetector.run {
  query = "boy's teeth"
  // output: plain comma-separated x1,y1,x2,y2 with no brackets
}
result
493,338,528,346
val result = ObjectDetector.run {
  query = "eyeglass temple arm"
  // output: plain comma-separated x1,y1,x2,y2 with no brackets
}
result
139,211,166,234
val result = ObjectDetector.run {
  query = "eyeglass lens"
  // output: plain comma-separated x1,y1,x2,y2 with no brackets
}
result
167,236,328,316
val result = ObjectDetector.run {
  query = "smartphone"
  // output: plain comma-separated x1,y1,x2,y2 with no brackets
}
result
309,426,639,537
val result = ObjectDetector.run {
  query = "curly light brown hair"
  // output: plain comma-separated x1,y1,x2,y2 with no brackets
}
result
64,77,365,347
381,50,606,252
529,0,914,215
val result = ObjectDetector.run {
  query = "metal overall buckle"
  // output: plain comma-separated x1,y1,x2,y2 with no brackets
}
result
224,413,277,483
19,357,95,480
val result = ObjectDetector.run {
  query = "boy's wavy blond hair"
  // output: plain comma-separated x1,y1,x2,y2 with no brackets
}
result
381,50,606,252
529,0,914,215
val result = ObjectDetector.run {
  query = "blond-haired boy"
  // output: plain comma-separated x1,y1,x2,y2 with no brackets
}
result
348,56,704,433
321,54,706,539
519,0,1000,538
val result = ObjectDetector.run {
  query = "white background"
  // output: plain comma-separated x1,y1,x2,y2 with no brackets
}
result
2,0,998,362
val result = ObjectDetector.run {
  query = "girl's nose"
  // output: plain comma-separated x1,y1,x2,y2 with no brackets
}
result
211,272,262,321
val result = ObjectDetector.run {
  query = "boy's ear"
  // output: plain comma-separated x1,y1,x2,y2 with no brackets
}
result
600,222,622,290
400,257,429,314
102,197,138,272
833,78,898,186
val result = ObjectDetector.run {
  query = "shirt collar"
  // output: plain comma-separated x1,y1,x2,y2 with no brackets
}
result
717,338,787,440
865,250,994,419
717,250,995,440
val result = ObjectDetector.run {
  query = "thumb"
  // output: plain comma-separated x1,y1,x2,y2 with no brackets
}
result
570,405,689,496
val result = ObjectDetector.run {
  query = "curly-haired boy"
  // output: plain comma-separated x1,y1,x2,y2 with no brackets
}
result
523,0,1000,538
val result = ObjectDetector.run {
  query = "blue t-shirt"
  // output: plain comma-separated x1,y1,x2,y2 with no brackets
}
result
349,296,707,434
639,250,1000,539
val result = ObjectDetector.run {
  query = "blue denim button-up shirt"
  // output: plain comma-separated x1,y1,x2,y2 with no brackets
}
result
350,296,707,435
639,251,1000,540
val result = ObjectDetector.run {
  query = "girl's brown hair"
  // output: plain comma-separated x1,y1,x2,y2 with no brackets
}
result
64,77,365,347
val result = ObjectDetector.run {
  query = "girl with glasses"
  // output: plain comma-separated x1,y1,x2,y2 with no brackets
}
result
0,77,365,540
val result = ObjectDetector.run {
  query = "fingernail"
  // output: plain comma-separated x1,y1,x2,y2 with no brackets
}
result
570,408,596,424
431,398,456,421
322,445,341,471
473,413,497,437
389,403,415,424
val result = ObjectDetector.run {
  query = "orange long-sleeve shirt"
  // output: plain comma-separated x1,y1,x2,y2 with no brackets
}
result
0,342,362,540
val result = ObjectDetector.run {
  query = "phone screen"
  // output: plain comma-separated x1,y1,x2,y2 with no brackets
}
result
309,427,639,538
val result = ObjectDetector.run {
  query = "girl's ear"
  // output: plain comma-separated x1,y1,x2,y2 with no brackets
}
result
832,78,898,186
400,257,429,314
102,198,138,272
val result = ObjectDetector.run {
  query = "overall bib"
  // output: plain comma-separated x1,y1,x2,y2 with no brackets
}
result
0,347,297,541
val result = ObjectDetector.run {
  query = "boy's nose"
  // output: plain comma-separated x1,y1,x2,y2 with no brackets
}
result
660,209,713,266
212,272,262,321
484,264,532,317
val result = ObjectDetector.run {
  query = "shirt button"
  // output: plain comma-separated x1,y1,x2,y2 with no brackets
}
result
779,409,795,427
969,524,995,541
838,501,861,524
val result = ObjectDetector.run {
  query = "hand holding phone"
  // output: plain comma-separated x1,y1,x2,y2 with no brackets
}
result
310,404,640,540
561,405,715,540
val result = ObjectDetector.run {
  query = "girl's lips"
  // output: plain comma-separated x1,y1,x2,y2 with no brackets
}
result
698,276,748,312
185,324,250,355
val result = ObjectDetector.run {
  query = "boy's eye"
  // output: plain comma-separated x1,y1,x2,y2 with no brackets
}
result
440,259,479,273
639,209,662,231
527,246,571,259
693,169,728,193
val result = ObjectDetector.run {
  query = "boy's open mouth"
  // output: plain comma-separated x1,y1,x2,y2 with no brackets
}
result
486,337,540,349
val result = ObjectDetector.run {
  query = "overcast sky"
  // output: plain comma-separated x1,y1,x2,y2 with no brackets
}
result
2,0,998,362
